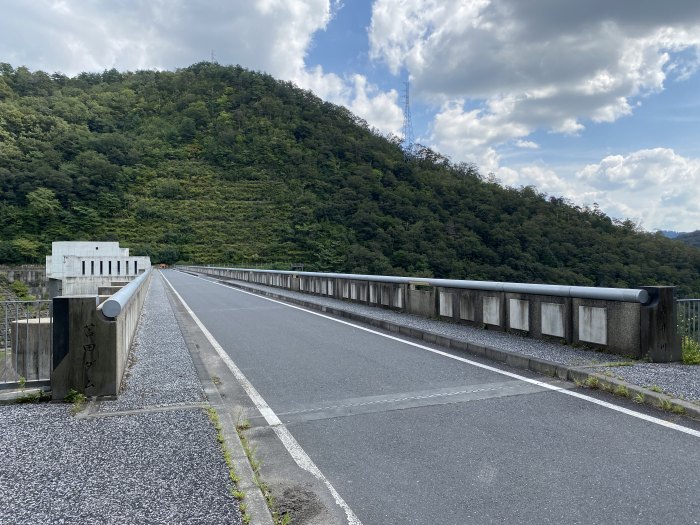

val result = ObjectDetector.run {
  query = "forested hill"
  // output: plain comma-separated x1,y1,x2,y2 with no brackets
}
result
1,62,700,296
676,231,700,249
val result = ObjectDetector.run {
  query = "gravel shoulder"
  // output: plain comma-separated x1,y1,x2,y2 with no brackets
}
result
0,274,242,525
200,274,700,405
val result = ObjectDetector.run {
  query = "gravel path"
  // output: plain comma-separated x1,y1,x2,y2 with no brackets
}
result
205,274,700,404
600,363,700,404
0,273,242,525
99,275,204,413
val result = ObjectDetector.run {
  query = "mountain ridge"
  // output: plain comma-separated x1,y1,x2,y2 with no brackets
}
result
1,62,699,296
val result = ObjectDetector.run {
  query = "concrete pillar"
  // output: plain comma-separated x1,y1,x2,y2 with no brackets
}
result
52,296,117,399
640,286,681,362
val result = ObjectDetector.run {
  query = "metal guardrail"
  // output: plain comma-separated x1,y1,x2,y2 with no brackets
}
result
1,300,52,389
190,266,651,304
100,268,152,318
678,299,700,343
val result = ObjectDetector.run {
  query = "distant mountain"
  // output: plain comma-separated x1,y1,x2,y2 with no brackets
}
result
1,62,700,296
659,230,683,239
676,230,700,249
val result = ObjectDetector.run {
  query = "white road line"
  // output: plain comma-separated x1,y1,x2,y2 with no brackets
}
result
175,270,700,439
161,272,363,525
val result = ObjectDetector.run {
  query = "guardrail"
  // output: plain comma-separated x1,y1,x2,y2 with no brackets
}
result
1,300,52,390
180,266,680,362
51,268,153,399
678,299,700,344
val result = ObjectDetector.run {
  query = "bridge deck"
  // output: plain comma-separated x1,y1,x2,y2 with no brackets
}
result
163,269,700,525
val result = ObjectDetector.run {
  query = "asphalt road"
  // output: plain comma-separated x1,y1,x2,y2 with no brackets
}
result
164,270,700,525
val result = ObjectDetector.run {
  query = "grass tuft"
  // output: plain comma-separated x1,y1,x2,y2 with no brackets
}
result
613,385,630,398
682,337,700,365
584,376,600,389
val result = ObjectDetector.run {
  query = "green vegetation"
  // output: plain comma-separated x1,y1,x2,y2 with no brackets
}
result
236,418,291,525
205,407,250,524
64,388,87,414
1,62,700,294
676,230,700,249
681,336,700,365
613,385,630,398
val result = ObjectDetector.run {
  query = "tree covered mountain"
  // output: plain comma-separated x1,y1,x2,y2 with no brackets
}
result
676,230,700,249
1,62,700,296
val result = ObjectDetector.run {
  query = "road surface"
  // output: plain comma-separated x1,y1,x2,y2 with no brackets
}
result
163,270,700,525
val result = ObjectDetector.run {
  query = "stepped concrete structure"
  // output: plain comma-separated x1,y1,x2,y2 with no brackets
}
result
46,241,151,298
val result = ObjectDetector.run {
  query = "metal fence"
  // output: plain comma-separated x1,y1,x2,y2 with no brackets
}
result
677,299,700,344
0,300,52,389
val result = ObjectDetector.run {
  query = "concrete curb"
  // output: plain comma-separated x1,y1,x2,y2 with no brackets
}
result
164,280,275,525
211,275,700,422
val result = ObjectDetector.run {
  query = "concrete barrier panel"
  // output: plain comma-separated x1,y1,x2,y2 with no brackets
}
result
578,306,607,345
407,287,435,317
509,299,529,332
459,292,477,322
541,303,565,338
483,296,501,326
439,292,454,317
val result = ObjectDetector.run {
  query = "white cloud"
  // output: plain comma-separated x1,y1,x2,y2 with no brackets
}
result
370,0,700,161
515,140,539,150
503,148,700,231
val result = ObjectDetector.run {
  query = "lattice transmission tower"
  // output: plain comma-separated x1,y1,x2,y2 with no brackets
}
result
401,81,414,154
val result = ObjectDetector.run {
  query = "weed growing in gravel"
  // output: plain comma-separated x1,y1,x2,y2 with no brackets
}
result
65,389,87,414
584,376,600,389
648,385,663,393
671,404,686,415
206,407,250,524
600,382,614,393
659,399,673,411
16,391,45,403
682,337,700,365
613,385,630,398
236,420,291,525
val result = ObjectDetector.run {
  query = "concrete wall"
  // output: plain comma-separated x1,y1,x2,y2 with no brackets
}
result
51,272,152,399
181,267,679,362
10,318,52,381
0,265,48,299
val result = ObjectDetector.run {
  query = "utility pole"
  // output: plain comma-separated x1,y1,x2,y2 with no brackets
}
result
401,80,414,155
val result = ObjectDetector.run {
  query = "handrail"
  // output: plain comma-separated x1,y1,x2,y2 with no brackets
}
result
183,266,650,304
100,268,152,318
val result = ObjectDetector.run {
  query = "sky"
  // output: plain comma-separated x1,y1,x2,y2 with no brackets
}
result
2,0,700,232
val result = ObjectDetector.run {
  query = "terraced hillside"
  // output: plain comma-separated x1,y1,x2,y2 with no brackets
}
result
1,62,700,295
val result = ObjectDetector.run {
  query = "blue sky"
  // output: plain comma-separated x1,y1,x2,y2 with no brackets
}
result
2,0,700,231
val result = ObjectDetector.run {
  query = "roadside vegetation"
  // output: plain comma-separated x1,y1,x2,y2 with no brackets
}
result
682,336,700,365
1,62,700,295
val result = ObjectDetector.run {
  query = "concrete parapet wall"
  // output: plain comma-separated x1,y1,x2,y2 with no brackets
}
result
180,267,679,361
51,271,153,399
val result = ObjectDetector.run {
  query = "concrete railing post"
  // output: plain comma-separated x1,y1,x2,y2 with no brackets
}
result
640,286,681,362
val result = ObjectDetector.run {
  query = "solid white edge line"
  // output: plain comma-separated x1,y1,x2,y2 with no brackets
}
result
174,270,700,439
160,272,363,525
